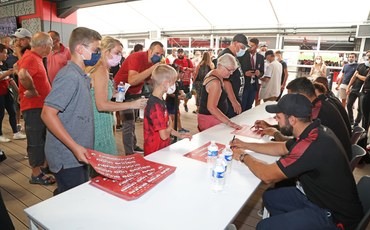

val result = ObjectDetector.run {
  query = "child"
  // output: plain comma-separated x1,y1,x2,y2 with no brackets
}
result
165,64,189,133
144,64,192,156
41,27,102,194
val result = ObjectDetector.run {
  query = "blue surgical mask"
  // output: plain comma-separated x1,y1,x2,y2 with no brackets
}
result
151,54,162,64
236,49,246,57
84,52,101,66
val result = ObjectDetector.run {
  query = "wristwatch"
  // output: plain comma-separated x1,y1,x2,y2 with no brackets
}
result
239,152,248,162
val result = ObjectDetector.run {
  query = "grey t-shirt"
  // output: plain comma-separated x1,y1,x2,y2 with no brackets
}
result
44,61,94,172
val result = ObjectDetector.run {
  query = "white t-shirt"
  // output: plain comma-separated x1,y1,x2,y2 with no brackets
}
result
259,60,282,99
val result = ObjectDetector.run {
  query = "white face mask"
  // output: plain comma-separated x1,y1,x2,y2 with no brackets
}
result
107,54,122,67
315,60,321,64
166,83,176,94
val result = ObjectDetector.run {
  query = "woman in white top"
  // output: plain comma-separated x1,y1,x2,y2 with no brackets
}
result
309,55,327,80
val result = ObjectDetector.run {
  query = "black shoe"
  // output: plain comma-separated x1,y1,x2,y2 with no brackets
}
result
134,146,144,153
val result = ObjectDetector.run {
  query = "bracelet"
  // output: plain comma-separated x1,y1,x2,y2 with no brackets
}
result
239,152,247,162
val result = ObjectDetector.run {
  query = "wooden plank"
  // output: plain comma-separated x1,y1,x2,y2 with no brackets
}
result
9,212,28,230
0,187,29,227
0,162,54,201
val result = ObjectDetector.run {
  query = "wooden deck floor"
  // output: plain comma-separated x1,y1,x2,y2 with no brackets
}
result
1,99,369,230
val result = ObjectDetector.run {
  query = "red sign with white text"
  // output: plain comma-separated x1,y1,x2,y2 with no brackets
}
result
183,141,225,163
87,150,176,201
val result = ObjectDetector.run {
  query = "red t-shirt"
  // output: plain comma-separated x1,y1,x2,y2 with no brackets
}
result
17,50,51,112
0,77,10,95
144,95,171,156
173,57,193,85
114,51,153,95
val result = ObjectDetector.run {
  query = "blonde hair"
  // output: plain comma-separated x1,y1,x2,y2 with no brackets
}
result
101,36,121,52
217,53,238,69
152,64,177,87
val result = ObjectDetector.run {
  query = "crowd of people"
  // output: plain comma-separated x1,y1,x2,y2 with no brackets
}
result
0,26,370,230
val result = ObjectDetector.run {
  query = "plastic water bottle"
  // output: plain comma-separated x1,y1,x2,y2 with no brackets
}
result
139,96,145,119
221,145,233,174
207,141,218,174
116,81,125,102
212,158,226,192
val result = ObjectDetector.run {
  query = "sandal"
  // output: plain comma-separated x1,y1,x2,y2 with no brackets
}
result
29,172,56,185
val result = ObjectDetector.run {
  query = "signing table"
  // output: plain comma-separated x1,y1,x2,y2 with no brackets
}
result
24,102,278,230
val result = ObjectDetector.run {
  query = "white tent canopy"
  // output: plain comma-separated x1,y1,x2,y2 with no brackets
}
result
77,0,370,35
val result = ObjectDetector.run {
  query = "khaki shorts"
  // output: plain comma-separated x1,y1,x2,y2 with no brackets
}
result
338,84,348,100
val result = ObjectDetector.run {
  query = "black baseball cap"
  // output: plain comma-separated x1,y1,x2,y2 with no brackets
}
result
177,48,184,53
265,94,312,117
232,34,249,48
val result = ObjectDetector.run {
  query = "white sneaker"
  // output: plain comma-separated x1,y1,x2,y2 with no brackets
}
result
13,132,26,140
0,135,11,143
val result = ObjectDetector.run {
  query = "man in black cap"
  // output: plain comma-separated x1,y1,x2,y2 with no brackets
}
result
230,93,363,230
215,33,249,118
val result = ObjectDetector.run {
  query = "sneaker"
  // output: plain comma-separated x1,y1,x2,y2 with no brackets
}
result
133,146,144,153
0,136,11,143
184,104,189,112
257,209,264,218
13,132,26,140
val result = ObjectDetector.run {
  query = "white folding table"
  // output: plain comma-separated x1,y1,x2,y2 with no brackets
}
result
24,102,278,230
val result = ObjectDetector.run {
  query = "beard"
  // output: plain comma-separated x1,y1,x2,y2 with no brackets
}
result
280,116,293,136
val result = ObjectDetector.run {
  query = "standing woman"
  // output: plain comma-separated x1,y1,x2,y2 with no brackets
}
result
0,44,26,142
197,53,242,131
193,51,214,114
309,55,327,80
87,36,147,156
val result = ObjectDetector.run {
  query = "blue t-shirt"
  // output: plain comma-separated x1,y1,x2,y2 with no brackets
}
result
342,63,358,85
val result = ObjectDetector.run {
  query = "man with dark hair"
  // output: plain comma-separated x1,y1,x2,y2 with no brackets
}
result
314,77,352,135
230,93,363,230
275,50,289,100
346,50,370,126
259,50,282,102
42,27,102,194
286,77,352,159
215,34,249,118
336,53,358,107
114,41,164,155
238,37,265,111
133,44,144,52
47,30,71,84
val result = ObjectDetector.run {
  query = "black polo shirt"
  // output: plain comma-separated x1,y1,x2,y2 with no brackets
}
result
325,94,352,135
311,94,352,160
277,120,363,230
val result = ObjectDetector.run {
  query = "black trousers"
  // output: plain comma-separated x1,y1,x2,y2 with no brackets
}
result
347,91,363,125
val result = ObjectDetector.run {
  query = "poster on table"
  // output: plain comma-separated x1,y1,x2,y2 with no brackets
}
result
87,150,176,201
183,141,225,163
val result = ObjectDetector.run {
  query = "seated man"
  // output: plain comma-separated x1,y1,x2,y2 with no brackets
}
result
230,94,363,230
